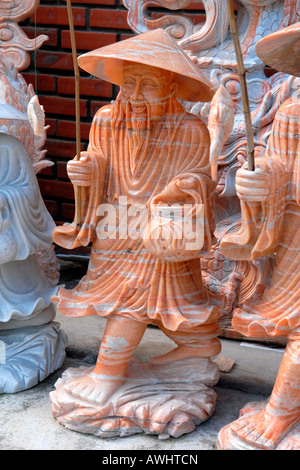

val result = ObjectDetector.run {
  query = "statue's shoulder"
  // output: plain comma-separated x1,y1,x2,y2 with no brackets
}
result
278,95,300,117
93,103,114,121
180,111,209,136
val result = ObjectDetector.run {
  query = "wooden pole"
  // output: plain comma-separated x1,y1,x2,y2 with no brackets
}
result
226,0,255,171
66,0,82,228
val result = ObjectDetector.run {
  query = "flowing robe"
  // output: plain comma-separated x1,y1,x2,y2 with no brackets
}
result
0,133,57,323
53,102,221,332
229,96,300,340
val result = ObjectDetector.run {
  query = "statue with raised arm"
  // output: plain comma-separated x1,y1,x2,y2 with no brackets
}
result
217,22,300,451
49,29,234,438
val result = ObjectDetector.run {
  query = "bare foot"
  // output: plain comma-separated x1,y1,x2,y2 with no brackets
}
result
150,346,193,364
150,345,210,364
231,406,300,449
65,373,125,405
150,339,221,364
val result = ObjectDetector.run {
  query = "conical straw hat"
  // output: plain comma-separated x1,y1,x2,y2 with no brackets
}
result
78,29,215,102
255,22,300,77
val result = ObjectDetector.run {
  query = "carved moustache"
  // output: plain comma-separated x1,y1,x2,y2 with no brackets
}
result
125,100,151,131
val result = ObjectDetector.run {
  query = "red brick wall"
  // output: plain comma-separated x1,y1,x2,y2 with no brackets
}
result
20,1,209,225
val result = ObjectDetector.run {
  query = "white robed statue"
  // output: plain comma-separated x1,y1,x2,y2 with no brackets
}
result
0,132,67,393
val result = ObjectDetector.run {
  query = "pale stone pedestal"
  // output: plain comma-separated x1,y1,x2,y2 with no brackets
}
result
0,320,67,393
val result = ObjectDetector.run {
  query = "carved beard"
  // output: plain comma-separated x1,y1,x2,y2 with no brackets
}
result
111,95,183,174
111,97,151,173
124,101,150,173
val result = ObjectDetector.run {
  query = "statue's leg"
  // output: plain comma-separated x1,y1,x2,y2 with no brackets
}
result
65,315,148,404
231,337,300,449
150,321,221,364
51,316,220,437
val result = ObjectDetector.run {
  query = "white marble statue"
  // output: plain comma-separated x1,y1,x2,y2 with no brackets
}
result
0,0,67,393
0,130,67,393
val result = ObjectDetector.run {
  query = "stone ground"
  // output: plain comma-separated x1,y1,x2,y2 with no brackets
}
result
0,258,286,452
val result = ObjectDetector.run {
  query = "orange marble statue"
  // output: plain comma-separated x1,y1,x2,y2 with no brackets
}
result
49,29,233,438
217,23,300,450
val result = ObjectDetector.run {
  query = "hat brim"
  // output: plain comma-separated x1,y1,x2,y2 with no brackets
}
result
77,29,215,102
255,22,300,77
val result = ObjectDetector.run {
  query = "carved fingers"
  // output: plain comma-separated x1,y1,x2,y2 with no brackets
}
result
176,176,199,190
235,166,270,202
67,152,95,187
152,177,198,205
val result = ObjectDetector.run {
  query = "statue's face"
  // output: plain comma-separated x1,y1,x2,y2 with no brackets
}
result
121,63,177,119
0,193,17,264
